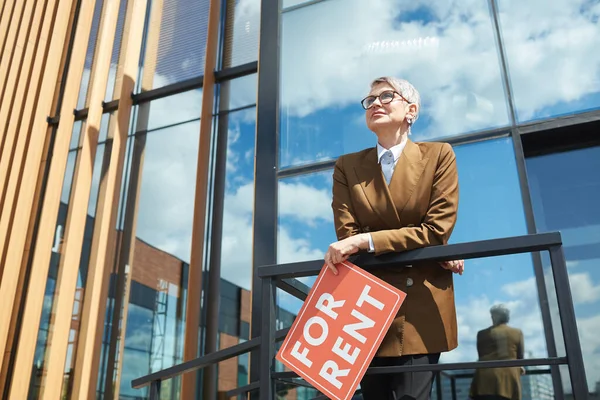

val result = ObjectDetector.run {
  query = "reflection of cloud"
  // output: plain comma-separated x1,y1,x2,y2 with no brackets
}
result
502,270,600,305
498,0,600,120
278,0,600,149
278,182,332,226
219,180,328,290
281,0,509,138
229,0,260,67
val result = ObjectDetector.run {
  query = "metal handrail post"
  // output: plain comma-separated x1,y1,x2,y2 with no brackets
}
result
259,276,276,399
435,372,442,400
549,245,589,399
149,380,161,400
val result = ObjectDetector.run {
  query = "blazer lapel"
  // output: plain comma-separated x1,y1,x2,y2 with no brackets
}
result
388,139,429,217
353,148,401,228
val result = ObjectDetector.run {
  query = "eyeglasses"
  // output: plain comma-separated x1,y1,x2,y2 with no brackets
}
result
360,90,409,110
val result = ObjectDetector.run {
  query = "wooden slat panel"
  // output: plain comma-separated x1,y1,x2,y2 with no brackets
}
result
0,0,11,25
0,0,34,108
0,0,21,155
103,0,162,397
0,0,46,213
68,0,148,398
0,0,26,104
0,0,73,373
0,0,16,60
1,0,98,396
38,0,122,398
0,0,56,390
181,0,222,396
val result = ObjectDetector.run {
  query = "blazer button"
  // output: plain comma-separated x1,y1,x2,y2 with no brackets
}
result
406,278,413,287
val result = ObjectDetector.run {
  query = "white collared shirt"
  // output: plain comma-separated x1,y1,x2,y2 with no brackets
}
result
366,137,408,253
376,138,407,169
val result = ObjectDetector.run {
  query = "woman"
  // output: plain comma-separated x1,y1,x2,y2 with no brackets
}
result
324,77,464,400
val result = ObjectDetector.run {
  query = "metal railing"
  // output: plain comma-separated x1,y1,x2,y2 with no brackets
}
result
132,232,589,400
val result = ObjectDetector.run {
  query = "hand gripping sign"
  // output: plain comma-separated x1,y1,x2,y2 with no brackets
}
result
276,261,406,400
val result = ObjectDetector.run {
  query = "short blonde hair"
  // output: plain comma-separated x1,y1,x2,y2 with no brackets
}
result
370,77,421,122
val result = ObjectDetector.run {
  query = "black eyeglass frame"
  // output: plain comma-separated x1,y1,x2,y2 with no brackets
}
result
360,90,410,110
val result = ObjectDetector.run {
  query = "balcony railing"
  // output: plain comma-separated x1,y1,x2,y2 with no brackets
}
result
132,232,588,400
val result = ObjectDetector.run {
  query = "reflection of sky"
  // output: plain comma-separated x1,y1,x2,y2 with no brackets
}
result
150,0,210,88
219,109,258,290
527,146,600,391
279,0,600,167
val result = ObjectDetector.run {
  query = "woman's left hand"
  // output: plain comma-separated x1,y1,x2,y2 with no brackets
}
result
439,259,465,275
324,234,369,275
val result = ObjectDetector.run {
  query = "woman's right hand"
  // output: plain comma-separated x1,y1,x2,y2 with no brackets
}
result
324,234,369,275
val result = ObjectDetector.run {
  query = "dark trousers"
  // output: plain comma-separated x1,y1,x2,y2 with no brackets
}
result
360,353,440,400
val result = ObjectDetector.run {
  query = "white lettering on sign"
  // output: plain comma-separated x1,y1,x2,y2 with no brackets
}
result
342,309,375,344
304,316,328,346
290,341,312,368
316,293,345,320
288,285,387,392
356,285,385,310
332,337,360,364
319,360,350,389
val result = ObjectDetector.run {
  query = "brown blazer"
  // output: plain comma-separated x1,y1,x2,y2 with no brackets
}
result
470,324,524,400
331,139,459,357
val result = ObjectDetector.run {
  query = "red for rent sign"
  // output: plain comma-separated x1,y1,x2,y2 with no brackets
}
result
276,261,406,400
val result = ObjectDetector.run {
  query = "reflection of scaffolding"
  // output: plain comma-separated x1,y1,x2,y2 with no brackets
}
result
149,279,169,372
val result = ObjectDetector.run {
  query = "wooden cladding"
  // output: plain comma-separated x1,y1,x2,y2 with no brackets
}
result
0,0,226,397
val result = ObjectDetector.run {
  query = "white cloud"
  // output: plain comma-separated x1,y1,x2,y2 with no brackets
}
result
278,181,333,226
568,272,600,304
502,269,600,306
218,179,329,291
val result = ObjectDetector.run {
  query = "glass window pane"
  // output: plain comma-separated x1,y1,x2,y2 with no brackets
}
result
142,89,203,132
527,145,600,394
280,0,510,168
77,0,105,109
282,0,312,10
498,0,600,122
451,137,528,243
105,0,128,102
222,0,260,68
116,120,199,397
219,73,257,112
144,0,210,89
220,108,256,291
276,170,336,320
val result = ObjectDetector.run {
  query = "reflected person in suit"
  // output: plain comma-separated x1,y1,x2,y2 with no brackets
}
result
470,304,525,400
323,77,464,400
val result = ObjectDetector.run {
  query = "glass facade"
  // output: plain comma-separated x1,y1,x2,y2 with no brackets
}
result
527,145,600,393
497,0,600,122
1,0,600,399
279,0,510,168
